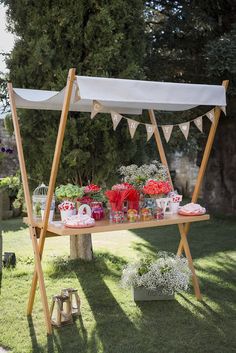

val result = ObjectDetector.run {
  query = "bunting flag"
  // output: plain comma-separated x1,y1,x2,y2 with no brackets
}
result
104,106,222,143
179,122,190,140
206,110,215,124
145,124,155,141
91,100,103,119
162,125,173,143
194,116,203,132
220,106,226,115
111,111,123,130
127,118,139,138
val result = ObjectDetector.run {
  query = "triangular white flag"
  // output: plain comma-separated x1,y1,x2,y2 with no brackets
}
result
179,122,190,140
220,106,226,115
127,118,139,139
206,110,215,124
194,116,203,132
111,111,123,130
145,124,155,141
161,125,173,143
91,100,103,119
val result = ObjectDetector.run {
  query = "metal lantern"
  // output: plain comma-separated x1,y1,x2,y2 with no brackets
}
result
32,183,55,220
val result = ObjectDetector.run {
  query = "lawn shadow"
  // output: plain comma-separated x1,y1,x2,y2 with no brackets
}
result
130,217,236,260
27,315,86,353
48,249,236,353
2,218,28,233
73,256,141,353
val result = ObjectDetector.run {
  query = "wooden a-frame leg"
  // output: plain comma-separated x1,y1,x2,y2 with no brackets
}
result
148,109,202,300
178,224,202,300
8,82,52,334
27,68,76,318
177,80,229,256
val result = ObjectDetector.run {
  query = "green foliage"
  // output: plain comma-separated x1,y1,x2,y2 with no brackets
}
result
144,0,236,150
4,114,14,136
0,175,20,197
55,183,84,200
1,0,146,187
0,174,24,210
205,25,236,95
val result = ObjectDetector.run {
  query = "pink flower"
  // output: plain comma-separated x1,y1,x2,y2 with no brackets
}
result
112,183,134,191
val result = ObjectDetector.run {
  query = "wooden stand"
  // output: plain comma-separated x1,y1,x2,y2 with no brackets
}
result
8,68,228,334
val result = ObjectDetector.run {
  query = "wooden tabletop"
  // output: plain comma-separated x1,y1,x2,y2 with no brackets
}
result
23,213,210,237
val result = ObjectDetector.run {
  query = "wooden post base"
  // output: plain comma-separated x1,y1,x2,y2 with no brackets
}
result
70,234,93,261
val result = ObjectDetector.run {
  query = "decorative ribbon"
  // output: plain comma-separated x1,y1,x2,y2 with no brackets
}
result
88,100,226,142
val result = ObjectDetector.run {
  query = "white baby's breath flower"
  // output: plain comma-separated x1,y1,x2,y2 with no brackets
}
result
120,252,191,294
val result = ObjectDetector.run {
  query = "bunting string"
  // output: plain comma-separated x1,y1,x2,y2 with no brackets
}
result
89,101,226,142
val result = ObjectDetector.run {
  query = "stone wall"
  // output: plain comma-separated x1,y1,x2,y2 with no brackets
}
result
203,116,236,215
0,119,18,177
169,152,199,197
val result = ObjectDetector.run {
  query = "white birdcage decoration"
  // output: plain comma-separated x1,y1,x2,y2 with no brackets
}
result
32,183,55,221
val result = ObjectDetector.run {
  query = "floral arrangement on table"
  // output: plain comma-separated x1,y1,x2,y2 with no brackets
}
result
121,252,191,297
119,160,169,189
78,183,106,204
142,180,172,198
105,183,139,212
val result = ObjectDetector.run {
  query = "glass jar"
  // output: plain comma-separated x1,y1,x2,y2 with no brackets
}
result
91,202,105,221
112,211,124,224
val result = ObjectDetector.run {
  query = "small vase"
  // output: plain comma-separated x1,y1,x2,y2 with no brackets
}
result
91,202,104,221
132,286,175,301
155,197,171,215
112,211,124,223
41,209,54,222
60,209,74,221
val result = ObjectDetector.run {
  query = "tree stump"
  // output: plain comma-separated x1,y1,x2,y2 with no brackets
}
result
70,234,93,261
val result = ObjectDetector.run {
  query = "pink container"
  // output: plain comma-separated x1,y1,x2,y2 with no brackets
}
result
91,202,105,221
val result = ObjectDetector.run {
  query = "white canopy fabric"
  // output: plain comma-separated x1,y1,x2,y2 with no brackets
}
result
13,75,226,114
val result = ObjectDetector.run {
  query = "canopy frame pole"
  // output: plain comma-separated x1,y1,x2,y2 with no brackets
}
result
177,80,229,256
27,68,76,324
148,109,202,300
7,83,52,334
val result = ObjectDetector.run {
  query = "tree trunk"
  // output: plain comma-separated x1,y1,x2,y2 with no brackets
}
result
70,234,93,261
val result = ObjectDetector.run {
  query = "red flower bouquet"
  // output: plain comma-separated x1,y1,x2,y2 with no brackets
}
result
105,188,139,211
84,184,101,193
143,180,171,196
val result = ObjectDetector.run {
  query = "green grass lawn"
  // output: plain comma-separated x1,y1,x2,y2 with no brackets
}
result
0,217,236,353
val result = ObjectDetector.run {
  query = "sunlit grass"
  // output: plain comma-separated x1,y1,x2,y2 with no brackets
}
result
0,217,235,353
